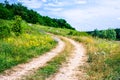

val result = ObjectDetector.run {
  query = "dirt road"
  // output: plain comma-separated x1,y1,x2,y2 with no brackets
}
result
47,37,87,80
0,37,65,80
0,36,87,80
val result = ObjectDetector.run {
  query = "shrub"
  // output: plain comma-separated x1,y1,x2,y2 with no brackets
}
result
0,25,10,39
12,15,22,36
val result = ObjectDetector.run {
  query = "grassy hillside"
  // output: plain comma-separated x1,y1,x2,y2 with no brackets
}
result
34,25,120,79
0,19,57,72
0,19,120,79
0,2,75,30
33,24,88,36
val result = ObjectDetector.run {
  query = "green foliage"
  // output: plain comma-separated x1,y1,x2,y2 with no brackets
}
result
67,30,88,36
91,29,117,40
12,15,22,36
0,1,75,30
0,20,57,72
91,29,100,37
115,28,120,40
0,25,10,39
106,29,116,40
35,24,88,36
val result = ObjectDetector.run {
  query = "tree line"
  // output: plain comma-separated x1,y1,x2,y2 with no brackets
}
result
0,0,75,30
87,28,120,40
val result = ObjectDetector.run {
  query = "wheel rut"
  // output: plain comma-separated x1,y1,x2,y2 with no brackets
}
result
0,36,87,80
47,37,87,80
0,37,65,80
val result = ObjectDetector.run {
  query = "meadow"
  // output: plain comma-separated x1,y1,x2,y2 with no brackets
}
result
72,36,120,80
0,19,120,80
34,24,88,36
35,25,120,79
0,20,57,72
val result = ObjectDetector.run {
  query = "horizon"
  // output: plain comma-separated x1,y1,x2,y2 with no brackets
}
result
0,0,120,31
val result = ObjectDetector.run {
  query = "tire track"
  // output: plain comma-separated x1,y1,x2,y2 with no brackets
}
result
0,37,65,80
47,37,87,80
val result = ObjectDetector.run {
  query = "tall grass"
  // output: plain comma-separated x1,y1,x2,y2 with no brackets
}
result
0,20,57,73
72,36,120,80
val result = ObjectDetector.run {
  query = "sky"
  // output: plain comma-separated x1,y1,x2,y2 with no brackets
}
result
0,0,120,31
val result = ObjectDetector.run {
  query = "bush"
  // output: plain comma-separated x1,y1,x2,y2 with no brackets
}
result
12,15,22,36
0,25,10,39
92,29,116,40
106,29,116,40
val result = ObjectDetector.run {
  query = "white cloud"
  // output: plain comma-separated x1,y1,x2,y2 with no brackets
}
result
44,2,63,7
58,3,120,31
42,0,47,2
44,7,63,11
117,17,120,20
18,0,120,31
75,0,87,4
19,0,42,8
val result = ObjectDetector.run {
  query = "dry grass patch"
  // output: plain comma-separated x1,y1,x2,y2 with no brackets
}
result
72,36,120,80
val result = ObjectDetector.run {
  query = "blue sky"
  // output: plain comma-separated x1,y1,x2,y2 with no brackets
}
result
0,0,120,31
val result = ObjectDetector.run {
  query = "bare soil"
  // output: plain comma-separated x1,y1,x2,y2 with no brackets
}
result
47,37,87,80
0,37,65,80
0,36,87,80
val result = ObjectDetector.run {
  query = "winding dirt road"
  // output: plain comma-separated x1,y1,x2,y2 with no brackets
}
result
0,37,65,80
0,36,87,80
47,37,87,80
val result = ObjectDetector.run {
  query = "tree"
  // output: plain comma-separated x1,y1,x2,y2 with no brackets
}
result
106,29,116,40
0,2,75,30
91,29,116,40
92,29,100,37
115,29,120,40
101,30,107,38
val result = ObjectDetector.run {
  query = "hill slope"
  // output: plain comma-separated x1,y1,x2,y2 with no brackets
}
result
0,1,75,30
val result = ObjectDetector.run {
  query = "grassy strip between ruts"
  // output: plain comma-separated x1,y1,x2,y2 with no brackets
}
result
25,37,74,80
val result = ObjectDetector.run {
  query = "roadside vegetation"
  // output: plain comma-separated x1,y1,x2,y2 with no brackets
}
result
0,19,57,73
26,37,74,80
72,36,120,80
0,18,120,79
36,25,120,79
0,1,120,79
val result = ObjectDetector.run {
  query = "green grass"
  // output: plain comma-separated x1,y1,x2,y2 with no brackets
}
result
72,36,120,80
27,23,120,80
26,37,74,80
34,24,88,36
1,19,120,80
0,19,57,73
